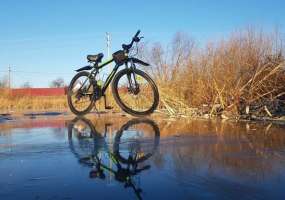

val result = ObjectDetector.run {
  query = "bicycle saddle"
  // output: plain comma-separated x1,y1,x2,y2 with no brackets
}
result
87,53,104,62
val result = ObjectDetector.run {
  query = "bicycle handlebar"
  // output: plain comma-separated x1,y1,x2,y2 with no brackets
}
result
134,30,140,38
122,30,141,52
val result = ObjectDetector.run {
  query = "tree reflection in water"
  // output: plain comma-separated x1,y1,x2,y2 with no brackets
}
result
155,119,285,184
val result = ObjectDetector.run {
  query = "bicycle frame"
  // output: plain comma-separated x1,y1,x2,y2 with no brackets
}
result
88,57,136,96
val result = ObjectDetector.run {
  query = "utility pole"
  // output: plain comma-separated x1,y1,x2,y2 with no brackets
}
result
8,66,11,89
106,32,111,58
105,32,112,107
8,66,11,97
106,33,113,183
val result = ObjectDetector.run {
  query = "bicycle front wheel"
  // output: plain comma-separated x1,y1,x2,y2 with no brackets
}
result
112,68,159,116
113,118,160,164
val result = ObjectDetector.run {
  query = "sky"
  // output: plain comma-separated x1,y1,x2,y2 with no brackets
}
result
0,0,285,88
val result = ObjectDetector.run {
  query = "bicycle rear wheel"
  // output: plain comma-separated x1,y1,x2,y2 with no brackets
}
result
67,71,94,116
68,117,106,166
112,68,159,116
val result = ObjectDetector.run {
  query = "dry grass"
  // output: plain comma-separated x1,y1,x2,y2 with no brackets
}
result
141,28,285,118
0,89,121,113
0,90,68,112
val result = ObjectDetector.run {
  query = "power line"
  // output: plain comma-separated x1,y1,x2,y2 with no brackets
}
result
0,66,75,88
11,70,74,75
1,69,74,75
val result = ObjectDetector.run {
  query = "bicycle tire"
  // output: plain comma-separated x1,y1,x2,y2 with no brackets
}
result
67,71,94,116
112,68,159,116
113,118,160,164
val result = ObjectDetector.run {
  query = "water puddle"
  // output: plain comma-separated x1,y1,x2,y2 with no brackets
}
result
1,116,285,199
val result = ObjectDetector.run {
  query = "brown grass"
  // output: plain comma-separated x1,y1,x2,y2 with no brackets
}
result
0,89,122,113
0,90,68,112
141,28,285,117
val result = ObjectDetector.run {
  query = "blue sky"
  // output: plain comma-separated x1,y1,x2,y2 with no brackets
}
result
0,0,284,87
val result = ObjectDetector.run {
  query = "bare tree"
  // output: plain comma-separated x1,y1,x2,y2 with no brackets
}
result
141,32,196,83
49,77,65,88
21,81,32,88
0,76,8,88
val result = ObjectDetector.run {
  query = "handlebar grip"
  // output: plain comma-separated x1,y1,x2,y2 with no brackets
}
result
134,30,140,38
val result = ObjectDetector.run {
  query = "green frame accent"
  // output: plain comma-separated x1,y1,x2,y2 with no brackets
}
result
98,58,114,69
88,56,122,95
84,55,147,98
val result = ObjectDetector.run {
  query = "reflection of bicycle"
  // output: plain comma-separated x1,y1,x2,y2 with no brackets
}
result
67,117,160,200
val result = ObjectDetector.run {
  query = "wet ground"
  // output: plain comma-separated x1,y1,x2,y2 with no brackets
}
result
1,114,285,200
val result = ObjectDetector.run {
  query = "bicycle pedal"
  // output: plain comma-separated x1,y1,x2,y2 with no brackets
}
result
105,106,113,110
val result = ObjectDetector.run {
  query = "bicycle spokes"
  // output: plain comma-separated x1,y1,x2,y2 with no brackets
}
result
116,72,155,112
70,75,94,112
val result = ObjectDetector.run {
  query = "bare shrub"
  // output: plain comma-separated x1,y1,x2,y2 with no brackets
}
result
50,77,65,88
0,76,8,88
142,28,285,117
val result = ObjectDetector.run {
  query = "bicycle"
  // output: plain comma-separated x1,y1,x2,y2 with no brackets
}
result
67,30,159,116
67,117,160,200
